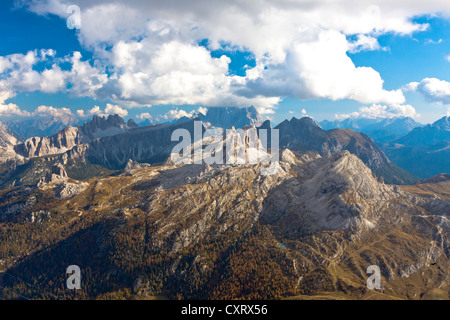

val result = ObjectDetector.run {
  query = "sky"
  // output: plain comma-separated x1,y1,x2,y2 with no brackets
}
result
0,0,450,126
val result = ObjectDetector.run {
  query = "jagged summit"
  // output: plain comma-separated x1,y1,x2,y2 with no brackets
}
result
433,116,450,130
80,114,134,140
198,106,263,129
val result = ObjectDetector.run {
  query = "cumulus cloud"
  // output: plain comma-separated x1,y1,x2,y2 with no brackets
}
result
0,49,107,105
0,103,76,120
336,104,418,119
76,104,127,118
0,103,30,117
77,106,102,118
8,0,450,113
159,106,208,121
32,105,73,117
407,78,450,104
137,112,152,120
348,35,385,53
104,104,128,117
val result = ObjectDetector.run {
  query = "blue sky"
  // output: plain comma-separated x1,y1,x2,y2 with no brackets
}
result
1,0,450,125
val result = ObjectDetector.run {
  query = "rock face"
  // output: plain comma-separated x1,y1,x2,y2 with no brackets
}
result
15,126,83,159
14,114,136,158
0,122,24,164
37,163,69,187
124,159,151,172
79,119,202,169
36,162,88,199
0,122,21,148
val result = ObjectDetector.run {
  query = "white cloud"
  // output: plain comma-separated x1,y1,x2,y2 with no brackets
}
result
0,50,107,107
348,35,385,53
104,104,128,117
76,104,127,118
0,103,77,120
160,106,208,121
10,0,450,112
407,78,450,104
32,105,73,117
336,104,418,119
239,30,404,105
77,105,102,118
446,55,450,62
0,103,30,117
425,38,443,45
137,112,152,120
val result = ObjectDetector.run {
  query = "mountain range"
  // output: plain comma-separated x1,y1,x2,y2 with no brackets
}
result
381,116,449,179
0,107,448,300
5,113,78,139
320,117,424,143
0,112,419,187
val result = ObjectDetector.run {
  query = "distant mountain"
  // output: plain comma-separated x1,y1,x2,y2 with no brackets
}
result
319,117,423,143
272,117,418,184
433,116,450,130
0,121,21,149
320,118,373,131
198,106,263,129
138,118,155,127
395,116,450,146
415,173,450,185
381,116,450,179
6,114,78,139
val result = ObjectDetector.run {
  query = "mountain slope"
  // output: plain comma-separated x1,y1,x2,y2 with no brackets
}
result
274,117,417,184
0,150,447,300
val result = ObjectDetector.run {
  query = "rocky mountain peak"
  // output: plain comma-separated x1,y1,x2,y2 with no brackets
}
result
37,163,68,187
198,106,263,129
80,114,130,139
433,116,450,130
